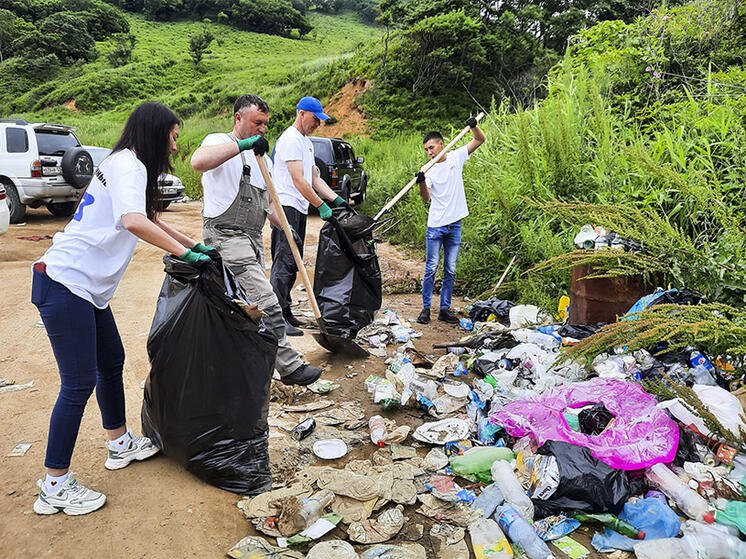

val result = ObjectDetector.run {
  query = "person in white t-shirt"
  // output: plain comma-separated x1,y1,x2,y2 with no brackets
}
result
270,96,351,333
414,117,485,325
190,93,322,386
30,101,211,516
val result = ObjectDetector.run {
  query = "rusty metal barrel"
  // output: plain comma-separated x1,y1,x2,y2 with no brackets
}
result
569,265,655,324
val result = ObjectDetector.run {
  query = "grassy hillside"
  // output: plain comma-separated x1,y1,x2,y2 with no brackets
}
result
10,10,380,194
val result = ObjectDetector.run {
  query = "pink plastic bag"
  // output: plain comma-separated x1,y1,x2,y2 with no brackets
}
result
490,378,678,470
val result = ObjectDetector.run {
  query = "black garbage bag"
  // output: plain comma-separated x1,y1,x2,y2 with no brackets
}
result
142,254,278,494
579,403,614,436
314,207,382,338
469,297,515,324
558,323,606,340
648,289,703,307
531,440,630,518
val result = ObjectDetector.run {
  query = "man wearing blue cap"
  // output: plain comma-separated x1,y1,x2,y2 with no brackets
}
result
270,96,349,335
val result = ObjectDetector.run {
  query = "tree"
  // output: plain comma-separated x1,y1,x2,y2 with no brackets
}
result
38,11,94,62
188,28,213,67
107,31,134,66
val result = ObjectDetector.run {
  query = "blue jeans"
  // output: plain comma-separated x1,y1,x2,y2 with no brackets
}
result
422,221,462,311
32,270,126,469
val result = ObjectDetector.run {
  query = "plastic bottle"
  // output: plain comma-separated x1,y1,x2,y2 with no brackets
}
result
451,447,515,479
573,513,645,539
471,483,505,518
469,517,513,559
645,462,710,520
491,460,534,521
634,528,746,559
409,377,439,401
704,499,746,535
292,489,334,531
687,364,716,385
690,351,714,371
368,415,387,448
494,505,552,559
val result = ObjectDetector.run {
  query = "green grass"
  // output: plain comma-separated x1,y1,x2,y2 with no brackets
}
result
8,11,380,195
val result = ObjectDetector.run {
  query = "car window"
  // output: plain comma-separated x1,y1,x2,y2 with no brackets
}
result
343,144,355,161
35,130,80,156
87,147,111,167
311,140,333,165
6,128,28,153
332,141,347,163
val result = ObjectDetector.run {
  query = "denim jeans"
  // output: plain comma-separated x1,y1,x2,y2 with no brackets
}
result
32,270,126,469
422,221,462,310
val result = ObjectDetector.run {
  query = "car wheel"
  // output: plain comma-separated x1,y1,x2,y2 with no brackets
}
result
61,147,94,189
46,201,77,217
5,183,26,223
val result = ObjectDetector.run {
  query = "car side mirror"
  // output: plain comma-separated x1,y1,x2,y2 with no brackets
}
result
357,156,364,164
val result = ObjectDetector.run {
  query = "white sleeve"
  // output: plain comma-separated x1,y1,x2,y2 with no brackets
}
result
109,153,147,227
201,133,233,147
456,145,470,166
277,134,304,163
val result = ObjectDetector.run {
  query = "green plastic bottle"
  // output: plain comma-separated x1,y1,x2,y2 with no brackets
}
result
574,513,645,539
483,374,498,388
704,500,746,536
450,446,514,483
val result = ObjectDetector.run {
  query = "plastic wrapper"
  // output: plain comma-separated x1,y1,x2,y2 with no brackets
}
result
314,207,381,338
142,255,278,494
491,378,679,470
530,440,630,518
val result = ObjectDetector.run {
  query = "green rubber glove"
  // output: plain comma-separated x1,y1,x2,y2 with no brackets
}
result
178,249,210,263
332,196,346,207
236,135,261,151
191,242,215,254
316,201,333,220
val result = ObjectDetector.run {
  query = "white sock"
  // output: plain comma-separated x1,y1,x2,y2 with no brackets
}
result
44,472,69,494
108,430,132,451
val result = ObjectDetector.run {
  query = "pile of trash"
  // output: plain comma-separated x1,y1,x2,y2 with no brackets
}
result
574,224,641,252
230,290,746,559
356,309,424,357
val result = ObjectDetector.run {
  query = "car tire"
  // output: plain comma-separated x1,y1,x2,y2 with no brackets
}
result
5,183,26,223
61,147,94,189
341,180,351,204
161,201,171,210
46,201,77,217
352,173,367,205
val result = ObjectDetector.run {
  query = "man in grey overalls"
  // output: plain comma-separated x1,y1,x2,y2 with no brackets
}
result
191,94,322,386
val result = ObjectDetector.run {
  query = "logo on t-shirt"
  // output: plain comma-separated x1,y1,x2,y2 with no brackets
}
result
73,192,95,221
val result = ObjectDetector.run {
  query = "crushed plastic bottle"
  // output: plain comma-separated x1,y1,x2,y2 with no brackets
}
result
451,447,514,482
369,415,387,448
469,517,513,558
495,505,553,559
292,489,335,531
645,463,710,520
471,483,505,518
687,364,716,385
491,460,535,521
634,520,746,559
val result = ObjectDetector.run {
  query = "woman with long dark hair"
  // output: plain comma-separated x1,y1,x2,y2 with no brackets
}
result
31,101,212,515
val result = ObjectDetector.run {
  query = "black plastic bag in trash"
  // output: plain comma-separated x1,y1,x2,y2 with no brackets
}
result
469,297,515,324
578,403,614,436
558,323,606,340
648,289,703,308
531,440,630,518
142,254,278,494
314,207,382,338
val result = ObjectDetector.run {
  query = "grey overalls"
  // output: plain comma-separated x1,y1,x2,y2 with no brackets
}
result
202,136,304,377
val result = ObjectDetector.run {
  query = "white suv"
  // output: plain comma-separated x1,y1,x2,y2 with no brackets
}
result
0,119,93,223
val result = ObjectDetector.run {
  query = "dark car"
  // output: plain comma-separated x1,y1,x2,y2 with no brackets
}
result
309,137,367,205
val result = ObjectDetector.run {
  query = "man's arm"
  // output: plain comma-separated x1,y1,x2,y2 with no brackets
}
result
267,199,282,229
311,164,342,202
416,171,430,203
466,124,485,155
287,160,325,207
153,216,197,249
191,140,240,173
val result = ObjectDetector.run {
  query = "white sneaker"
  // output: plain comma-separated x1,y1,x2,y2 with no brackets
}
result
104,430,160,470
33,474,106,515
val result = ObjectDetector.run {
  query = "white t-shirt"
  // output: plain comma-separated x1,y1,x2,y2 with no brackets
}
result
39,149,147,309
273,125,315,214
200,133,273,218
421,145,470,228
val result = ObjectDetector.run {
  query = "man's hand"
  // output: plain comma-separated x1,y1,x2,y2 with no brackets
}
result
415,171,426,184
332,195,355,213
252,137,269,156
465,116,478,129
191,242,215,254
178,249,210,263
316,201,333,220
236,135,261,151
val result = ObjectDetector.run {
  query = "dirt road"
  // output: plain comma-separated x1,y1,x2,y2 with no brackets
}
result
0,201,481,558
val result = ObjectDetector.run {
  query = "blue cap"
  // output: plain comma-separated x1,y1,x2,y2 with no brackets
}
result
296,96,330,120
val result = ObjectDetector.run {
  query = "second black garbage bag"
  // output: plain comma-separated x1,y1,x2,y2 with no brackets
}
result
142,254,278,495
314,207,382,338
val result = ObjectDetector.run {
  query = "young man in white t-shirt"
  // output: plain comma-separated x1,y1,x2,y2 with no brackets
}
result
270,96,350,333
190,94,323,386
415,117,485,325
